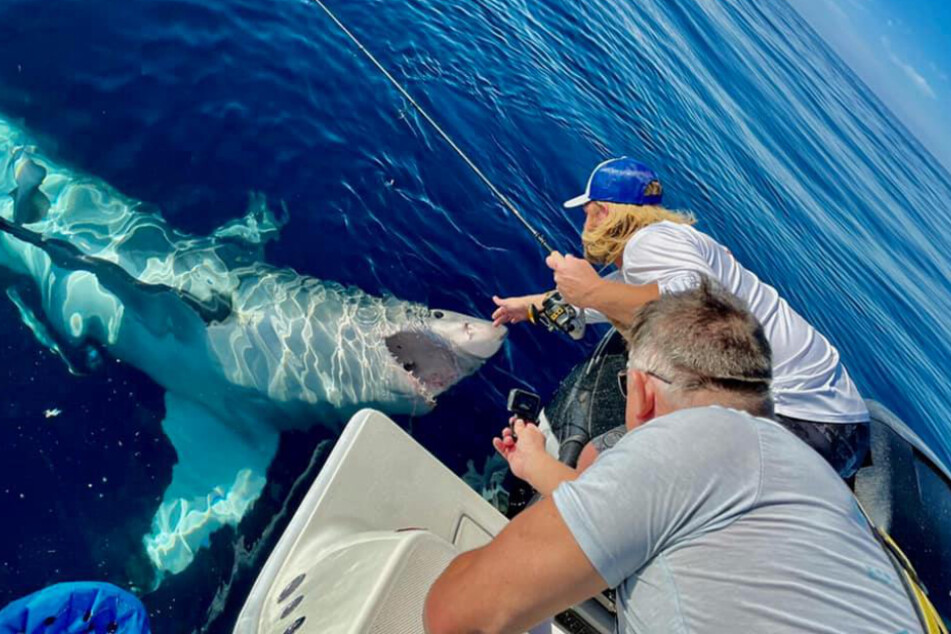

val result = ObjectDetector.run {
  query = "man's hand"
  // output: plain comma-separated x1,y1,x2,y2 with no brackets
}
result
493,417,548,482
493,418,577,496
546,251,603,308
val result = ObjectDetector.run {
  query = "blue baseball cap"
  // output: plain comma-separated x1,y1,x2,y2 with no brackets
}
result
563,157,663,208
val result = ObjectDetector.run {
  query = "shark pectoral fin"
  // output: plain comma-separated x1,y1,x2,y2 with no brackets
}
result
144,393,279,580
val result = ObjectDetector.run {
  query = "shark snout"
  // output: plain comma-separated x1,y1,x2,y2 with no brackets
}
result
458,319,507,359
427,309,506,360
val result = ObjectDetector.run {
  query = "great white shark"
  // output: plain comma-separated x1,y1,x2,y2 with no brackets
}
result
0,115,506,581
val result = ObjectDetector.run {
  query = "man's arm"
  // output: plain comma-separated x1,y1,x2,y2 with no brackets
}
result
491,293,548,327
546,253,658,326
584,278,659,326
424,496,607,634
523,454,579,497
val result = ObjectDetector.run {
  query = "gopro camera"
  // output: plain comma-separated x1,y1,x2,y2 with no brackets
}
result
507,388,542,423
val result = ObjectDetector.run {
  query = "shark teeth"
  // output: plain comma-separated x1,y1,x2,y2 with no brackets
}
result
392,352,438,405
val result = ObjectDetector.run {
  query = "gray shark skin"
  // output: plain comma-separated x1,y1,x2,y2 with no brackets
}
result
0,116,506,582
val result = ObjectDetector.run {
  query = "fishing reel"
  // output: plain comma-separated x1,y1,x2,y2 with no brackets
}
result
528,291,586,341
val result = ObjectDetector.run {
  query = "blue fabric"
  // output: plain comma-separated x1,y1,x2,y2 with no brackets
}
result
0,582,150,634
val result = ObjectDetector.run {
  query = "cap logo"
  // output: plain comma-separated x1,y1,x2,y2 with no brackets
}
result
643,180,663,198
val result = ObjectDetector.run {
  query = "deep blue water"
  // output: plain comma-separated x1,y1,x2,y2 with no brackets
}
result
0,0,949,630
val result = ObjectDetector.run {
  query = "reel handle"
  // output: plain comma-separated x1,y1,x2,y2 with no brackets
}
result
529,292,586,340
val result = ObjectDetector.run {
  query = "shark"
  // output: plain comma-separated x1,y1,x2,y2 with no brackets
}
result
0,116,506,582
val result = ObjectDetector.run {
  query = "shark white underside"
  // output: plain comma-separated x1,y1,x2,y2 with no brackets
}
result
0,116,506,583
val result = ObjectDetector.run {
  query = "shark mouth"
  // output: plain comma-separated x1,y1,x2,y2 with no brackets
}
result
385,330,462,403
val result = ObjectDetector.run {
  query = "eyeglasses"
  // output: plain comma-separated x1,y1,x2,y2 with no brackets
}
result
617,368,769,398
617,368,673,398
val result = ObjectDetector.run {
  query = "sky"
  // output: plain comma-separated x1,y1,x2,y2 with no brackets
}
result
786,0,951,171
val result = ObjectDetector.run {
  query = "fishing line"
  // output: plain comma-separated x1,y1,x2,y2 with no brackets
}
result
309,0,557,255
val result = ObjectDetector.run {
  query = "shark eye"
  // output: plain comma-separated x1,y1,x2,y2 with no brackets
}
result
433,311,444,319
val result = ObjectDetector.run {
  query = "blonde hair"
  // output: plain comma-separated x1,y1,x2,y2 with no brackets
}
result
581,203,696,265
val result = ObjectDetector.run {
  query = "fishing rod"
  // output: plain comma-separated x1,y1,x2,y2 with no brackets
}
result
310,0,556,254
309,0,586,339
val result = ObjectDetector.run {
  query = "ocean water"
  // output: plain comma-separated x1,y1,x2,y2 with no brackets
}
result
0,0,949,630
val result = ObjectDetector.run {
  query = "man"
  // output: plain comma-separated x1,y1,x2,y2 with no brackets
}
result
426,281,920,634
492,157,869,478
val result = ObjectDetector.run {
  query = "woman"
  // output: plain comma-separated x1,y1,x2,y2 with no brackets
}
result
492,157,869,477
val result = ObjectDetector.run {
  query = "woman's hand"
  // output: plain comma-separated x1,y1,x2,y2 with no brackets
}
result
491,294,544,327
492,417,548,482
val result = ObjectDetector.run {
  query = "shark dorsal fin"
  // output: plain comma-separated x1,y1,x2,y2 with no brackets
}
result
10,156,51,224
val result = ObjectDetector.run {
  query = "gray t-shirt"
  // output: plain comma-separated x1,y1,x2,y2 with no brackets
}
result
552,406,921,633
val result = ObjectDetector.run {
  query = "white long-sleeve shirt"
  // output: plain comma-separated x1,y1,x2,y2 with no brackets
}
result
587,221,867,423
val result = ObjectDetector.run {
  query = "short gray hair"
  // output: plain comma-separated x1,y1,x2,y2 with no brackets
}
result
623,278,773,415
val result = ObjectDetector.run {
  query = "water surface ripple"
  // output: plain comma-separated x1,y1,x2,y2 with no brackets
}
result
0,0,949,630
